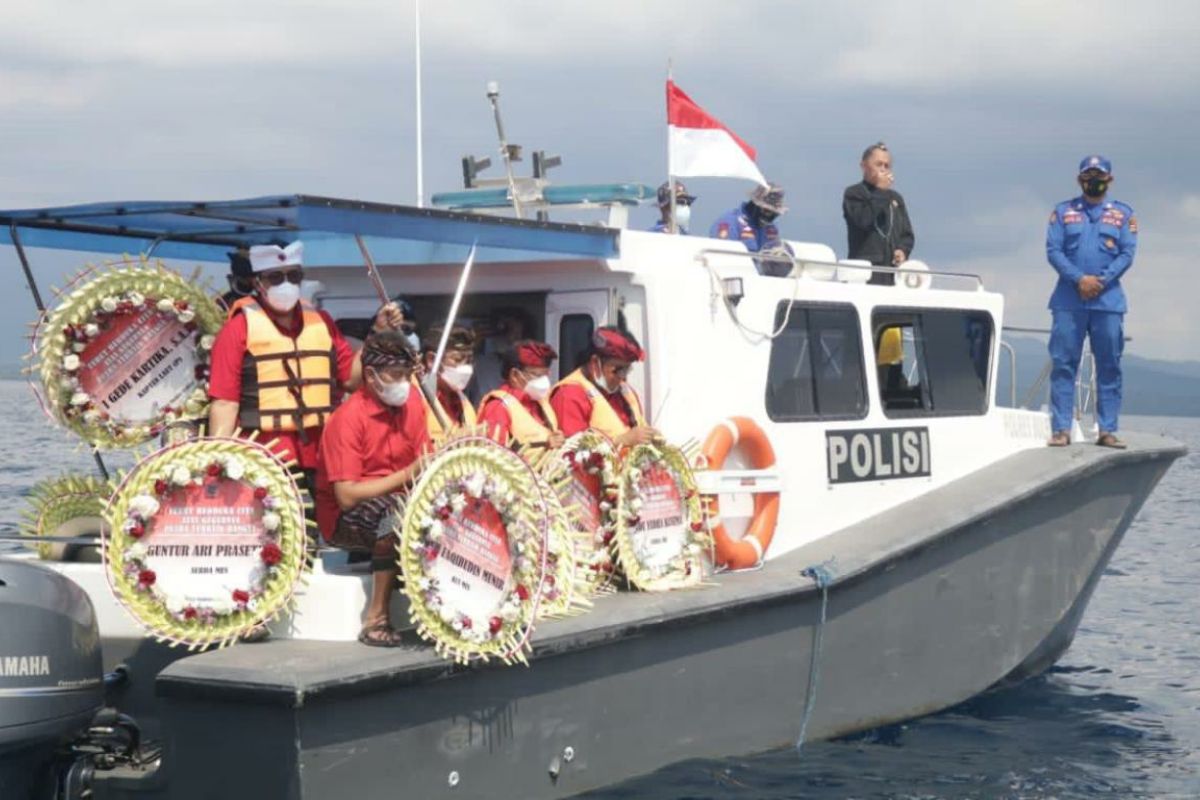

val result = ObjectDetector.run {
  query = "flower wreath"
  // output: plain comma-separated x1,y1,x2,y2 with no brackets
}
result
20,474,114,560
103,437,309,649
557,431,621,594
400,433,548,665
612,441,711,591
33,257,224,449
524,447,594,620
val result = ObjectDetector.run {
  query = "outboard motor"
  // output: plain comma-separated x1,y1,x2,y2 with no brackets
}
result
0,560,140,799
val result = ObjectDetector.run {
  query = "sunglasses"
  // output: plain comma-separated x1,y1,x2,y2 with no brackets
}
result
258,269,304,287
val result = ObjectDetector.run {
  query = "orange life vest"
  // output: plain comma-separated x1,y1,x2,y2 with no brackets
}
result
480,388,559,447
416,380,477,440
237,300,336,433
552,368,646,440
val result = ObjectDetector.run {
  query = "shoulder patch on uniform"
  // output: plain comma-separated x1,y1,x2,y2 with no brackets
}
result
739,228,756,240
1048,210,1058,224
1129,217,1138,234
716,222,730,239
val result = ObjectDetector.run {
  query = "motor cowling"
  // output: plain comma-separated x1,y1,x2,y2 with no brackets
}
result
0,560,104,798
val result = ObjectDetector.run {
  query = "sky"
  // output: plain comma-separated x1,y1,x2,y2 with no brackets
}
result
1,0,1198,364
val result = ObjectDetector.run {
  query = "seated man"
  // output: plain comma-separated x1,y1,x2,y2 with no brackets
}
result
316,331,430,647
478,340,566,450
550,326,658,448
417,326,478,439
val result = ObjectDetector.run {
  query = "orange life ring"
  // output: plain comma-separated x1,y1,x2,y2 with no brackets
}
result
701,417,779,569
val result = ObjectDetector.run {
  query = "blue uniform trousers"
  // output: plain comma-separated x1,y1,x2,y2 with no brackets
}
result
1049,310,1124,434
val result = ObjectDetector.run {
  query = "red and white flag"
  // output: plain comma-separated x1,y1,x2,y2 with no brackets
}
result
666,80,767,186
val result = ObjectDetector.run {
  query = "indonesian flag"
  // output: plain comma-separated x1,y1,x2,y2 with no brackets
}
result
667,80,767,186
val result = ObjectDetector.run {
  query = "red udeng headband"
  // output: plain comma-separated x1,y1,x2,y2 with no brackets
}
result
516,342,557,367
593,329,644,362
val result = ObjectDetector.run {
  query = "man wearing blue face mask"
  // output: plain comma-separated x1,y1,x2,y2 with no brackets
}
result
1045,155,1138,449
649,181,696,234
709,182,787,258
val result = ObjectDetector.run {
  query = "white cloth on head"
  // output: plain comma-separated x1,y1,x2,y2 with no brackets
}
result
249,242,303,273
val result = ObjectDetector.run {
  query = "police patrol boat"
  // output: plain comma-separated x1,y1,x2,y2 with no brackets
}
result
0,185,1184,799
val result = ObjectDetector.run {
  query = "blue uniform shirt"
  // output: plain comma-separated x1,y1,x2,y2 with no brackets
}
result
708,205,781,253
648,219,688,234
1046,196,1138,313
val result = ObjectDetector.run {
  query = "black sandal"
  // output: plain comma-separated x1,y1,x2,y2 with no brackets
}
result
358,623,404,648
1047,431,1070,447
1096,433,1127,449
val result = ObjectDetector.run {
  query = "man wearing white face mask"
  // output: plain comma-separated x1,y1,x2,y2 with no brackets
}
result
315,331,430,647
208,241,403,487
551,326,659,448
649,180,695,234
416,326,478,440
478,340,565,450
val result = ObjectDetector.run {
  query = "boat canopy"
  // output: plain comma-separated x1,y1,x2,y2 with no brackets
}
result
431,182,653,211
0,194,620,265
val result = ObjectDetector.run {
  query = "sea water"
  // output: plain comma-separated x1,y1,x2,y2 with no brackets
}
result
1,381,1196,799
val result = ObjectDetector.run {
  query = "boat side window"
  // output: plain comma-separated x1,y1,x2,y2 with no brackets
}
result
559,313,594,377
873,309,993,417
765,302,867,421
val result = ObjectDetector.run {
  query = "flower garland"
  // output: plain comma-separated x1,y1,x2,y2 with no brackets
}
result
400,433,548,665
612,441,711,591
525,447,594,620
104,437,309,649
557,431,621,593
34,258,224,449
19,474,114,560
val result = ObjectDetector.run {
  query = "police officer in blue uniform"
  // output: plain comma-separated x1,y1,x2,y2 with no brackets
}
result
649,181,696,234
709,183,786,258
1045,155,1138,448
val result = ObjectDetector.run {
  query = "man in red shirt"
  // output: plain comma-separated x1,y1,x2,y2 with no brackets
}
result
478,340,566,450
550,326,659,447
316,331,430,647
207,242,401,486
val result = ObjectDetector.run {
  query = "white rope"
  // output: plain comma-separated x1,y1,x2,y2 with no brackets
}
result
701,255,802,345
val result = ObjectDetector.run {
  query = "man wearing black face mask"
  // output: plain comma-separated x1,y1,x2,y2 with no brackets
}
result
709,182,787,264
1045,155,1138,449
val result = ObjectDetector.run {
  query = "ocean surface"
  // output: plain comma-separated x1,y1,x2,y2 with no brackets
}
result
1,380,1196,799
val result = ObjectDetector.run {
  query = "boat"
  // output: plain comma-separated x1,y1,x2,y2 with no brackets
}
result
0,188,1185,799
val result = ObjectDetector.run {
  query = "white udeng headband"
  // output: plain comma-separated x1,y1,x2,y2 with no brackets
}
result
248,242,303,273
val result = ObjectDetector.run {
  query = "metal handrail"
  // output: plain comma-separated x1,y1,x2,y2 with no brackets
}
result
695,249,986,290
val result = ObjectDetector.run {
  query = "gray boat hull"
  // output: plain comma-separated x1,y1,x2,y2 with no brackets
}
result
94,434,1182,800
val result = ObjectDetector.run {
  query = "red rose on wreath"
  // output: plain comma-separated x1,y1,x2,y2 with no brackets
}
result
183,606,198,620
206,463,222,477
137,569,156,588
254,486,268,500
260,542,283,566
515,584,530,601
232,589,251,605
154,479,169,496
489,616,503,634
128,521,145,539
690,521,704,533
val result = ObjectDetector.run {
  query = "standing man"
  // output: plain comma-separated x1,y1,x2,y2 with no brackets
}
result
843,142,915,286
1045,155,1138,448
649,180,696,234
709,182,787,258
478,340,565,450
416,325,478,440
316,331,430,647
207,242,401,489
550,327,658,448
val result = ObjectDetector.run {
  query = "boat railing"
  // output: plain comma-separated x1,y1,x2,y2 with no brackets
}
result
695,249,986,292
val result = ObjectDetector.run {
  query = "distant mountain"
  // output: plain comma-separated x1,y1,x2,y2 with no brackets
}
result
997,336,1200,417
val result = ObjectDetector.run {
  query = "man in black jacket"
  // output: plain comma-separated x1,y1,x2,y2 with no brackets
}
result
843,142,915,285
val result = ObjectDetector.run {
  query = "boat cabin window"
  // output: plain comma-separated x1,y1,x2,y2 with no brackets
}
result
765,302,867,421
559,313,594,377
873,308,993,417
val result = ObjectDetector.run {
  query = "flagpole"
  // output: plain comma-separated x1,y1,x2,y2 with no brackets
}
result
414,0,425,208
666,59,677,235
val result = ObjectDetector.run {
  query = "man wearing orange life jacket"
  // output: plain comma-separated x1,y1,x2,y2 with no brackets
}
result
207,241,402,487
416,326,478,440
478,340,566,450
550,326,659,448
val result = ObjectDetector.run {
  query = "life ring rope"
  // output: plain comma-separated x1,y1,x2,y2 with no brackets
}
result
701,417,779,570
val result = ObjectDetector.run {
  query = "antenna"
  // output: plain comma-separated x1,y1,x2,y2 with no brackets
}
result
414,0,425,207
487,81,524,218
